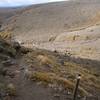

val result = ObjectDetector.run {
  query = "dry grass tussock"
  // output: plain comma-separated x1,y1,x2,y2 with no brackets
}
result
0,31,11,39
30,71,89,96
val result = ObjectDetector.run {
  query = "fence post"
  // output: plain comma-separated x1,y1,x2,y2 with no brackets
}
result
72,74,81,100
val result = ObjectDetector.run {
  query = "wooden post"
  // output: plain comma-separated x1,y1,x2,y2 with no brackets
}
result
73,74,81,100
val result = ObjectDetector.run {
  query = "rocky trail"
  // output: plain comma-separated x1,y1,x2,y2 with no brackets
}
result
0,42,99,100
0,53,74,100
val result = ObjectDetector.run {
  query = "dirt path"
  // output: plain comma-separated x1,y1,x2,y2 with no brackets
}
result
6,56,72,100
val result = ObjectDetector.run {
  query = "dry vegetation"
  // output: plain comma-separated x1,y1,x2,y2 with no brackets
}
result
0,0,100,99
24,50,100,96
30,71,89,96
0,36,100,100
0,31,11,40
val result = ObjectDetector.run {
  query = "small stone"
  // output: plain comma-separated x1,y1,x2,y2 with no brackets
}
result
53,94,60,98
0,54,10,60
67,91,71,95
78,94,81,98
37,82,42,85
58,86,63,91
81,96,86,100
7,72,15,78
15,70,20,74
2,59,15,66
20,67,25,70
48,84,55,88
54,87,58,91
54,50,58,53
24,69,32,79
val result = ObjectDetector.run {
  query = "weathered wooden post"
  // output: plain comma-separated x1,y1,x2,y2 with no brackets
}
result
73,74,81,100
0,24,1,28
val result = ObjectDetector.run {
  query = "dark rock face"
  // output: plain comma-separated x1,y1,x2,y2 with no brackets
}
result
0,24,2,29
12,42,21,51
0,38,16,57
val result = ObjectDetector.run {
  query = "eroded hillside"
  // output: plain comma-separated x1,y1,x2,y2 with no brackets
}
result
0,0,100,60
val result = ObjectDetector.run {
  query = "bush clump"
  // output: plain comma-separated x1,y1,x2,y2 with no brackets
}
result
6,83,16,96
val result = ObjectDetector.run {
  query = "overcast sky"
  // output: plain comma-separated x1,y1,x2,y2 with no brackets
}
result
0,0,67,7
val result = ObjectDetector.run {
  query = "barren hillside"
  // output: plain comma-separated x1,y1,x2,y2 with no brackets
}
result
1,0,100,60
0,6,29,27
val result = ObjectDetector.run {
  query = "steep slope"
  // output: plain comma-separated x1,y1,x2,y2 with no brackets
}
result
1,0,100,60
2,0,100,41
36,25,100,60
0,7,29,28
0,37,100,100
0,8,19,24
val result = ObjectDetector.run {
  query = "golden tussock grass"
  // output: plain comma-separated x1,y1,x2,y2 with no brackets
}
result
64,61,100,89
0,31,11,39
36,55,54,65
30,71,89,96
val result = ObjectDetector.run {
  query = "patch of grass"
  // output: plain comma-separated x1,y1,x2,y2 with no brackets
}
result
63,61,100,89
0,31,11,39
30,71,89,96
6,83,16,96
23,49,100,96
25,51,59,66
37,55,53,65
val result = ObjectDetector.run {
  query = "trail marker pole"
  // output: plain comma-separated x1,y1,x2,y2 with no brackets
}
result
73,74,81,100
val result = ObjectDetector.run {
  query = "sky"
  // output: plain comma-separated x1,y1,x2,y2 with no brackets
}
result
0,0,67,7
